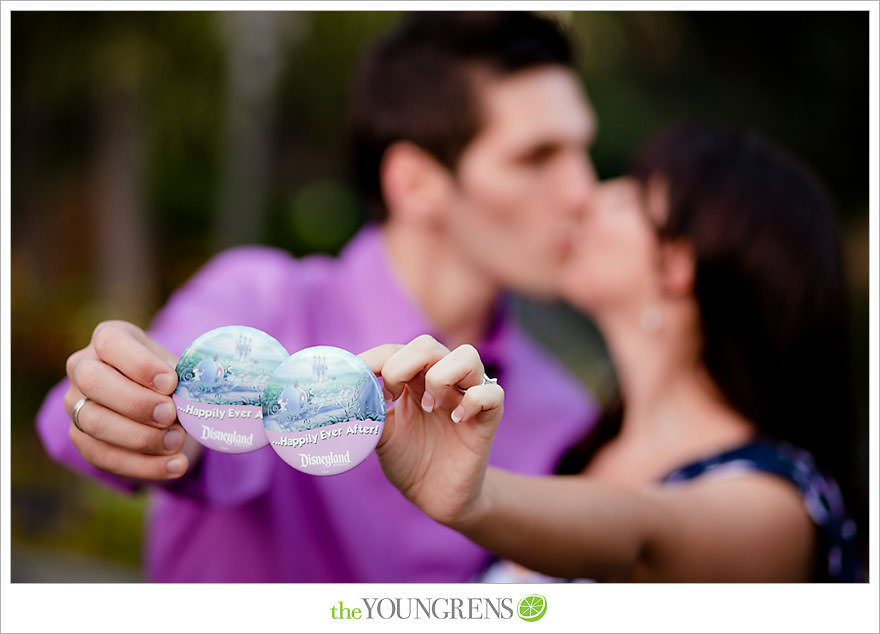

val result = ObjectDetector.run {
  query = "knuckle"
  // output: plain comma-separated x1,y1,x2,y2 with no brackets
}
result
91,320,112,343
381,356,404,382
413,334,446,355
382,371,403,390
456,343,478,358
423,366,443,389
63,386,77,413
131,393,157,422
92,323,118,360
132,428,158,453
413,334,435,346
65,351,81,379
83,409,105,438
460,344,484,373
94,319,127,335
72,359,100,396
132,355,156,384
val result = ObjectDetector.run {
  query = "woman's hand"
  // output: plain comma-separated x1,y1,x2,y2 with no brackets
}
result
360,334,504,528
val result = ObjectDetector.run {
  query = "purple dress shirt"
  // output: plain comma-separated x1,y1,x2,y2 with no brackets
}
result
36,225,596,582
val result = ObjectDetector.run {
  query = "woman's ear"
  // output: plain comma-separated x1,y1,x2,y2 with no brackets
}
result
380,141,454,227
658,240,695,298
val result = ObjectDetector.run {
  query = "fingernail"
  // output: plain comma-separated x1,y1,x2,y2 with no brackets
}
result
166,457,185,475
451,406,464,424
421,392,435,413
153,402,176,425
163,429,183,451
154,372,175,393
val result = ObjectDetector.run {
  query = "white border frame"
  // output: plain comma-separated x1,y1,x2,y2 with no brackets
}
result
2,2,877,632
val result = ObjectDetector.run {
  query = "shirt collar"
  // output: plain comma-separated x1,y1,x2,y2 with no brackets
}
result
338,223,512,376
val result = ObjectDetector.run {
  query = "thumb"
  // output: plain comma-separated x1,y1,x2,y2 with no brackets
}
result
375,408,397,453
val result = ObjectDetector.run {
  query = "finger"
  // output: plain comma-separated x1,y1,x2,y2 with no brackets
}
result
63,388,186,455
375,408,396,452
359,343,405,402
71,357,178,428
449,383,505,425
64,383,84,419
92,322,178,394
359,344,405,374
423,344,484,411
140,336,182,380
98,320,179,369
65,347,94,381
380,335,450,401
69,422,190,480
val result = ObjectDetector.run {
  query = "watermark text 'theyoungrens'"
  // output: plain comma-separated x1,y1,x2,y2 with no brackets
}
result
329,595,547,622
331,597,512,621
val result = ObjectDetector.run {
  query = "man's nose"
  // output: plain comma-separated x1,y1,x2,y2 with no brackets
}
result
557,151,597,216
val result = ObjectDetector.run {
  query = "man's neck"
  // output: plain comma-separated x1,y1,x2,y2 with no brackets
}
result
383,222,500,348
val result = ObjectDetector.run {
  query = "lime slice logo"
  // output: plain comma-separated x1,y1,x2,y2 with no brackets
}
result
517,594,547,622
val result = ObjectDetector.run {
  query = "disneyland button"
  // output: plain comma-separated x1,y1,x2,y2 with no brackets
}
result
262,345,385,475
173,325,288,453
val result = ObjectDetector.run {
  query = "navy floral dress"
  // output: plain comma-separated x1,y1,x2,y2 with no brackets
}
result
660,438,863,582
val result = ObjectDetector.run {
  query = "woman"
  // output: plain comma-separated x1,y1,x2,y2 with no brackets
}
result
361,124,864,582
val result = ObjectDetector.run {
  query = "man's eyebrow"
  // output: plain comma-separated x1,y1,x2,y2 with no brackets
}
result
510,129,596,163
513,141,560,161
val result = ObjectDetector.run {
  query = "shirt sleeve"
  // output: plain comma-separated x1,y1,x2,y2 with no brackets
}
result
35,245,313,506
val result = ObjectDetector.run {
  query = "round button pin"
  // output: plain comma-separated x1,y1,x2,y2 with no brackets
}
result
173,325,288,453
262,345,385,475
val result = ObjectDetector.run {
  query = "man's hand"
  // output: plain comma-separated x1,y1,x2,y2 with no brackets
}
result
64,320,202,480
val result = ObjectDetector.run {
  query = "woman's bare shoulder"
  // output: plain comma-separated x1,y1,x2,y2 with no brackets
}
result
630,471,816,581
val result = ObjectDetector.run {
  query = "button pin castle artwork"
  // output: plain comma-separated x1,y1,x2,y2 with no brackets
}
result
262,346,385,475
173,325,288,453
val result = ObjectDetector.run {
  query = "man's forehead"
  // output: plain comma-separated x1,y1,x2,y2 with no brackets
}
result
472,66,597,149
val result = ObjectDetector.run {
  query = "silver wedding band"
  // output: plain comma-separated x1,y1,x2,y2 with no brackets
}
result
456,373,498,393
71,396,89,433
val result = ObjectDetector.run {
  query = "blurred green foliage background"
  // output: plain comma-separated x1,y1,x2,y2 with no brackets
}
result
10,11,868,580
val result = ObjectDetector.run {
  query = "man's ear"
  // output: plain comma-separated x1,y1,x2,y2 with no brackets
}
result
380,141,454,227
658,239,695,298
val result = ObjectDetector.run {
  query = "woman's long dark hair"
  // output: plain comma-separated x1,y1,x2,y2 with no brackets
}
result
557,123,866,568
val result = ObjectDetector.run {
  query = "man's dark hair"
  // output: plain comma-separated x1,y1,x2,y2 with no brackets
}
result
349,11,574,220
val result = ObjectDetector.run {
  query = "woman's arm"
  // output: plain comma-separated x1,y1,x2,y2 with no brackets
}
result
462,468,666,580
363,335,815,582
457,467,815,582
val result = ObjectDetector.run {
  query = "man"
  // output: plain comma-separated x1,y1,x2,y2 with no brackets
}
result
36,11,599,581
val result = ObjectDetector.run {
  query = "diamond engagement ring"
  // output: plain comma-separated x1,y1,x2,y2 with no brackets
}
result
71,396,90,433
